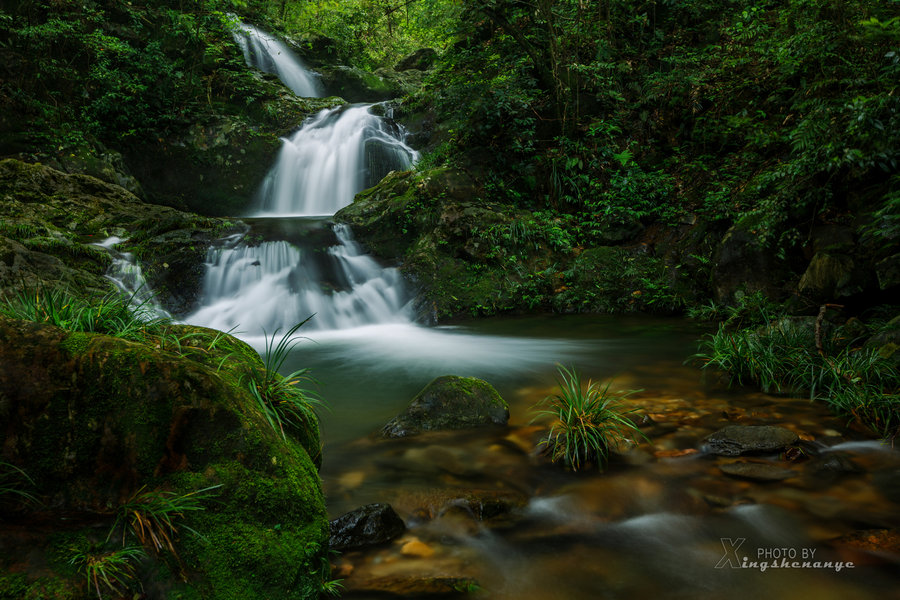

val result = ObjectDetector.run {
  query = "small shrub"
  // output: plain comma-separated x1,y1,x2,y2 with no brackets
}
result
533,365,647,471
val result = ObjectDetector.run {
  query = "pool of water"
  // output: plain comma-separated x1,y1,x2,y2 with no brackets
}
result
273,314,900,599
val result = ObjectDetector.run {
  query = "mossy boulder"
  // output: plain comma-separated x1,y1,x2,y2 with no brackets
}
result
0,317,328,599
316,65,404,102
381,376,509,438
0,159,241,314
798,252,868,300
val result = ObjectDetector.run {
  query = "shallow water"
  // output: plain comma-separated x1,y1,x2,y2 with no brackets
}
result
284,314,900,599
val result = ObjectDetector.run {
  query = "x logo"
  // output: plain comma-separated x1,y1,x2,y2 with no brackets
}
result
715,537,746,569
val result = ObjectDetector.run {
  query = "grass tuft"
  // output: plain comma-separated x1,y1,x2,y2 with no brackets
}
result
245,318,327,442
533,365,647,471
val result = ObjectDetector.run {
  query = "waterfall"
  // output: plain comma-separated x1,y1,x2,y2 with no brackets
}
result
229,18,322,98
187,224,411,333
255,104,417,216
93,236,172,320
185,22,418,337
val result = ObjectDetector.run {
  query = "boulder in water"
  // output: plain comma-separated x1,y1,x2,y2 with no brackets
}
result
705,425,799,456
330,503,407,550
382,375,509,438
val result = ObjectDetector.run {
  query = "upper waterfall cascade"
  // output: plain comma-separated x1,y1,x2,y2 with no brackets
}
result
255,104,417,217
230,18,322,98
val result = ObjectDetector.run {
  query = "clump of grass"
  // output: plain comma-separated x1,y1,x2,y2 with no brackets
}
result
0,285,168,341
67,544,146,600
246,318,326,441
533,365,647,471
111,485,221,558
0,461,37,507
695,316,900,440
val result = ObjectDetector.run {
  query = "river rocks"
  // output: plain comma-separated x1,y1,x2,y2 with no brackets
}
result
0,316,328,598
719,461,795,481
705,425,799,456
345,575,480,598
382,376,509,438
330,503,407,550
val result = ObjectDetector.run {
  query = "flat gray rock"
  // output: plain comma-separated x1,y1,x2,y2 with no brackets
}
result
706,425,799,456
720,462,795,481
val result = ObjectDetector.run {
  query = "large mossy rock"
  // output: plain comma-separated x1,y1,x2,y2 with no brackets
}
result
382,376,509,438
0,317,328,599
317,66,404,102
0,159,240,314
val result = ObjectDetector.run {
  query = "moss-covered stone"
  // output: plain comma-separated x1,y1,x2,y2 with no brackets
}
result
381,375,509,438
0,159,242,313
0,317,328,599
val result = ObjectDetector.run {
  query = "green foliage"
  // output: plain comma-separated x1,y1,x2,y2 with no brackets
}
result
245,319,326,444
533,365,647,471
0,461,37,506
0,286,167,341
67,543,146,600
286,0,462,69
696,317,900,439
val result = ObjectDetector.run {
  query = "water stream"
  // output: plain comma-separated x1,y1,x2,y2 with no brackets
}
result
181,23,900,599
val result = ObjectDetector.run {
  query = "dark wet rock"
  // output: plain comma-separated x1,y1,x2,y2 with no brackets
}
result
798,252,867,299
395,48,438,72
872,468,900,504
393,488,528,523
330,503,407,550
344,575,479,598
719,462,795,481
381,376,509,438
712,215,786,302
127,93,344,217
875,254,900,291
317,65,404,102
706,425,799,456
809,453,864,477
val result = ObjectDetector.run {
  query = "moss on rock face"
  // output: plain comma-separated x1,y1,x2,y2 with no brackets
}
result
0,317,328,599
0,158,241,313
381,375,509,438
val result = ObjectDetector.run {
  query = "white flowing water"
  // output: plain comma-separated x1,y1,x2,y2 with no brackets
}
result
229,18,322,97
93,236,171,320
187,224,412,333
255,104,417,216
